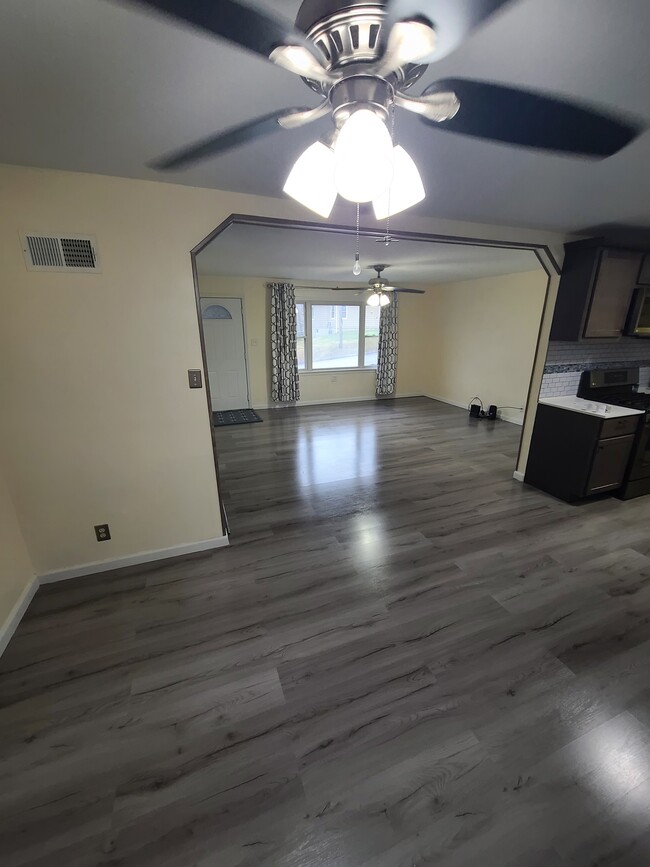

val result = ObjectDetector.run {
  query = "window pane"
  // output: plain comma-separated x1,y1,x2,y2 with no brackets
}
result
364,305,381,367
311,304,360,369
296,303,306,370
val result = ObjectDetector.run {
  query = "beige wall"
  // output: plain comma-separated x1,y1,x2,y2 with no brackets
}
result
418,270,548,424
0,161,565,597
197,274,423,405
0,466,34,633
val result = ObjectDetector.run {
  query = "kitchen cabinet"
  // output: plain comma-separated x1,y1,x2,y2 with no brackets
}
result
638,254,650,286
588,435,636,493
550,241,644,341
525,402,640,501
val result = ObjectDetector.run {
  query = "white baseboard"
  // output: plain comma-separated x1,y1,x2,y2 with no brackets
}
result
513,470,525,482
423,394,523,426
38,535,229,584
254,393,421,410
0,535,230,658
423,393,467,410
0,576,39,657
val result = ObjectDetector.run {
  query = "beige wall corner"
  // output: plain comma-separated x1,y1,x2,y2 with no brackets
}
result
0,466,35,650
417,269,548,424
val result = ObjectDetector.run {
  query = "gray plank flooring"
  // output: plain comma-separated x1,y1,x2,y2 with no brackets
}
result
1,397,650,865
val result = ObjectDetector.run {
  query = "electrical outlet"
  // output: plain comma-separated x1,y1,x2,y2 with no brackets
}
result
331,376,337,382
94,523,111,542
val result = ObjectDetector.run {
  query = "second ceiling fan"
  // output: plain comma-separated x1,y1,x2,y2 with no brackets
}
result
297,263,425,305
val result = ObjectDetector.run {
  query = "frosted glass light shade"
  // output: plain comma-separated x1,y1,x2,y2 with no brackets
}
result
372,145,425,219
367,291,391,307
283,142,337,218
334,109,394,203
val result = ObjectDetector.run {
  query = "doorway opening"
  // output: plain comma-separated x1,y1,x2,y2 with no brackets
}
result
190,215,560,537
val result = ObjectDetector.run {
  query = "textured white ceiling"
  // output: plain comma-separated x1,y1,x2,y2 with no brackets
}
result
1,0,649,232
195,222,540,282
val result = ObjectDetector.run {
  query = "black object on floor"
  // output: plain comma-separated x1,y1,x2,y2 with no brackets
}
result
213,408,263,427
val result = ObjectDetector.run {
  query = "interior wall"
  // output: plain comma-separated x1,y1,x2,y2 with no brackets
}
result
0,165,344,578
0,466,34,637
420,270,548,424
0,161,567,583
197,274,423,406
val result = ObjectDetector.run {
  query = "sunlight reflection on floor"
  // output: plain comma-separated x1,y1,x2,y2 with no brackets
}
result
296,421,377,487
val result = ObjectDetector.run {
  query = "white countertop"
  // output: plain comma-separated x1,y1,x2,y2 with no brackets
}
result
539,396,645,419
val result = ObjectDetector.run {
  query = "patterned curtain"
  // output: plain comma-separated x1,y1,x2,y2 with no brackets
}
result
376,293,398,397
269,282,301,403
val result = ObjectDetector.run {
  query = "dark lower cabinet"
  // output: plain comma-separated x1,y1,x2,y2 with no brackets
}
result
525,404,639,501
587,435,636,493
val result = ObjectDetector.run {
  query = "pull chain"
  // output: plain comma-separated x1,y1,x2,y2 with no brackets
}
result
376,103,397,248
385,103,396,245
386,103,395,242
353,203,361,275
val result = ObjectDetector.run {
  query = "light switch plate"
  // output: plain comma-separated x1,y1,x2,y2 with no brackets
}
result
188,369,202,389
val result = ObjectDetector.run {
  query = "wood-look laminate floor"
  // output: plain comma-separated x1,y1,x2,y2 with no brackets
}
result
2,397,650,866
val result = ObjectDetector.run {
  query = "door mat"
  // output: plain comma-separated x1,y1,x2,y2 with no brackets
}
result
213,409,263,427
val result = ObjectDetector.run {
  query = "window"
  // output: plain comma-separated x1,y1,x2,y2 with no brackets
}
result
364,305,380,367
296,302,306,370
202,304,232,320
295,302,379,371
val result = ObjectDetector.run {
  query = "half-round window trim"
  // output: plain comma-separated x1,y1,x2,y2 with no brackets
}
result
202,304,232,320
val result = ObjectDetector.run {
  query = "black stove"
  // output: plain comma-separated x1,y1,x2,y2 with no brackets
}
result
577,367,650,499
610,394,650,411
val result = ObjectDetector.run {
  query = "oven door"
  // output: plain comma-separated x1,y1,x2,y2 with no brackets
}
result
628,416,650,480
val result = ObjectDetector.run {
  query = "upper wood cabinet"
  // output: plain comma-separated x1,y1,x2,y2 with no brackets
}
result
550,242,645,341
638,254,650,286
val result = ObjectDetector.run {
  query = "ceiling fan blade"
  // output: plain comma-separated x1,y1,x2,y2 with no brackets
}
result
294,286,365,291
420,78,643,157
374,20,437,77
129,0,325,64
386,286,426,294
382,0,514,63
151,108,310,170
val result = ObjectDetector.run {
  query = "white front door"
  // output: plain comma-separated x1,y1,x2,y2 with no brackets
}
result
200,297,249,411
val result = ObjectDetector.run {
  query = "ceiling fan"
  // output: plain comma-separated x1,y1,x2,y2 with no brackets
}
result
297,263,425,305
120,0,643,219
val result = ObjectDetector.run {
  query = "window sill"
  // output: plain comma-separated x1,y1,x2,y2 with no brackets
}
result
299,367,377,375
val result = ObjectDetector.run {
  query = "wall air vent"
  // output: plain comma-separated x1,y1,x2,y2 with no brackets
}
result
21,234,100,273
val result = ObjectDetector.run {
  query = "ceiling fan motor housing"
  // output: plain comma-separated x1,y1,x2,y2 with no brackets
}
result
295,0,428,93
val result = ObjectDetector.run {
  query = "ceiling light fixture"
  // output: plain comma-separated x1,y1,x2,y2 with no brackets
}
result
284,101,424,220
283,141,337,218
373,145,425,220
367,291,391,307
334,109,394,203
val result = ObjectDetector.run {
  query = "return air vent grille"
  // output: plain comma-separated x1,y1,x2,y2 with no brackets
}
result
26,235,64,268
21,234,100,272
